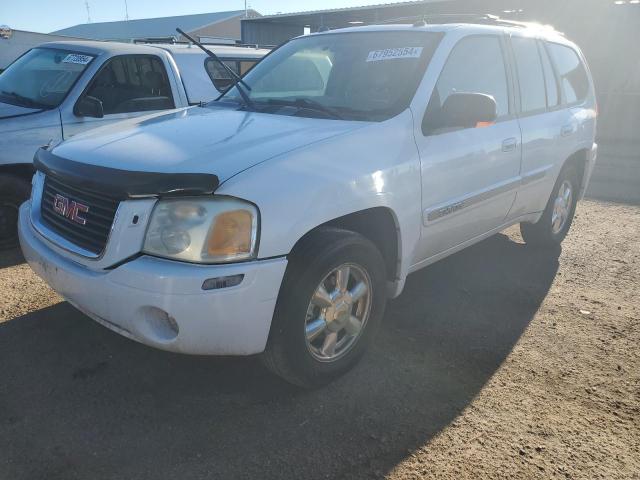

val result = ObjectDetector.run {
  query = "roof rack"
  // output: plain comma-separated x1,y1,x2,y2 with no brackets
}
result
377,13,559,32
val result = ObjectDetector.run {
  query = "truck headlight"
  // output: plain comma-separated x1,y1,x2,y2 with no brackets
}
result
143,197,258,263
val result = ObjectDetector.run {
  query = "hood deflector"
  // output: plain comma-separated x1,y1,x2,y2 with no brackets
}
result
34,148,219,200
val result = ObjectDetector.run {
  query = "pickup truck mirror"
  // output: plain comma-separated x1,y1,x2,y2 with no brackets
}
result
440,92,497,129
74,96,104,119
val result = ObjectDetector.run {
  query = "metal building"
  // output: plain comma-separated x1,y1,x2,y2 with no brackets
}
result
52,10,261,44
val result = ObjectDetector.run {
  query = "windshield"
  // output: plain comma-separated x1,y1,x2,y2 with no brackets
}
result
217,31,443,121
0,47,95,109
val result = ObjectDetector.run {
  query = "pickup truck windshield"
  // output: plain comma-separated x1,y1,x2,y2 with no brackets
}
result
217,31,443,121
0,47,95,109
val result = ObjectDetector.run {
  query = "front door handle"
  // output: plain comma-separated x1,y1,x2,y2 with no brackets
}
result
502,137,517,153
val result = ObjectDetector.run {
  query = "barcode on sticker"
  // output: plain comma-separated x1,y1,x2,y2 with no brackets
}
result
366,47,423,62
62,54,93,65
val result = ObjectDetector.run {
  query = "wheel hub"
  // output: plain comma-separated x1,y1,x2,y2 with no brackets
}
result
304,263,372,362
551,180,573,234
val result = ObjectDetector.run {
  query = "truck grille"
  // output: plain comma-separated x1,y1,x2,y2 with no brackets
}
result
40,175,119,255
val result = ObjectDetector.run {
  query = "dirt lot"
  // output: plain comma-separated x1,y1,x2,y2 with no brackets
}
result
0,199,638,480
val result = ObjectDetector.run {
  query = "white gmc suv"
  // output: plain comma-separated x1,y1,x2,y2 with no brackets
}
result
18,20,597,387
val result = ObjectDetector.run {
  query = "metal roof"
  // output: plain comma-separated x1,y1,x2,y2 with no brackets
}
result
252,0,447,20
51,10,251,41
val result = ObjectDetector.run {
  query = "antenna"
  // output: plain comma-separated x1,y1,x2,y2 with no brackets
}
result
124,0,129,21
84,0,91,23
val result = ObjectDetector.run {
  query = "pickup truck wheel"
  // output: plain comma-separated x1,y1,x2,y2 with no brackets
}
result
261,227,387,388
0,175,31,250
520,164,579,248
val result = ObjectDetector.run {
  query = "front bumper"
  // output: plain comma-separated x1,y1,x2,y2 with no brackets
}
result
18,202,287,355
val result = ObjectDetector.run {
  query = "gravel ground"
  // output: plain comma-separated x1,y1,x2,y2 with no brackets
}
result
0,199,638,480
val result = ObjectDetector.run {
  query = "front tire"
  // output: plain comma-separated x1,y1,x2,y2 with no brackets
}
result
0,174,31,250
520,164,579,248
261,227,387,388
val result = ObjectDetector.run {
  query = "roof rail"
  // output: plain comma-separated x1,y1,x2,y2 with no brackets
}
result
377,13,560,32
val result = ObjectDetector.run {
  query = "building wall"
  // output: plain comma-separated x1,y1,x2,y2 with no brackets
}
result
186,16,244,42
241,21,304,46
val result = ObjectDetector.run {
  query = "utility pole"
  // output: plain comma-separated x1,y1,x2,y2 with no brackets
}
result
85,0,91,23
244,0,248,18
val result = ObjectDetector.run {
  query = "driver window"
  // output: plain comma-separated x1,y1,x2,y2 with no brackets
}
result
83,55,174,115
423,35,509,135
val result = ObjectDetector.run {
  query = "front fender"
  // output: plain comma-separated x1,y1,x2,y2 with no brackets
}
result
217,110,422,289
0,108,62,166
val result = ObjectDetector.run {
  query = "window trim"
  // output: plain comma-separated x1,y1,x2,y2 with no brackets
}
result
544,41,591,109
74,53,176,117
422,33,515,137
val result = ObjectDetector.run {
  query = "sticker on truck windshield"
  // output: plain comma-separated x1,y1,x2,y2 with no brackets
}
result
62,54,94,65
366,47,423,62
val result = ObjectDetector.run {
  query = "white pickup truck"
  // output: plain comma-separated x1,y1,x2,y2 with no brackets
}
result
19,20,597,387
0,40,268,248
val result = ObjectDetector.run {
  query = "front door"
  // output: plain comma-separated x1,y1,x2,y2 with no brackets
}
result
61,54,177,138
414,34,522,263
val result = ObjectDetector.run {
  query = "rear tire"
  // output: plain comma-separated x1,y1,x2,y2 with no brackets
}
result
0,174,31,250
261,227,387,388
520,164,579,248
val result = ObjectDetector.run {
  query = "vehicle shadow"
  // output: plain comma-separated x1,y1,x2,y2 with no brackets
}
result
0,232,559,480
0,247,24,269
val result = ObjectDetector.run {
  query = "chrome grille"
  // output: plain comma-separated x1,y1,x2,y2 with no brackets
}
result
40,175,119,255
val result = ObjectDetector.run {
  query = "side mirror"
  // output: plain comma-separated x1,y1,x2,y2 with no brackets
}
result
441,92,497,129
74,96,104,118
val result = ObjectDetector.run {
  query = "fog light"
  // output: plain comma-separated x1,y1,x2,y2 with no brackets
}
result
202,274,244,290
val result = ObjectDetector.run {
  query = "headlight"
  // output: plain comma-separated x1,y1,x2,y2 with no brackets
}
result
143,197,258,263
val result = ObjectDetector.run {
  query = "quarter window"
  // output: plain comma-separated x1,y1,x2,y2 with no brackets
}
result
512,37,547,113
84,55,174,114
547,43,590,104
424,35,509,133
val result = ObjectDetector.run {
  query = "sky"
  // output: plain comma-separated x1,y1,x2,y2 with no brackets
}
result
1,0,398,33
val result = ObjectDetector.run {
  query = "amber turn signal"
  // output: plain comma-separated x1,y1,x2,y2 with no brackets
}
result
207,209,253,257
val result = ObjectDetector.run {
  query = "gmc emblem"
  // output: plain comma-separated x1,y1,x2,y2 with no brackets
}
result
53,194,89,225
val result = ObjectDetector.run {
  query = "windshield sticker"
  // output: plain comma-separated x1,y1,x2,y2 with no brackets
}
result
366,47,423,62
62,54,94,65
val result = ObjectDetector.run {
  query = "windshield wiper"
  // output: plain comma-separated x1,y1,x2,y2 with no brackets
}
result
266,98,344,120
176,28,255,111
0,90,48,109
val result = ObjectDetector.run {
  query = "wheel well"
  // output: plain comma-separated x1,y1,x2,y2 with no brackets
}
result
0,164,35,183
563,149,589,189
293,208,400,281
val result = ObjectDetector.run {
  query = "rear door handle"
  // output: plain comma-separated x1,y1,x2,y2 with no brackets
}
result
502,137,517,153
561,124,575,137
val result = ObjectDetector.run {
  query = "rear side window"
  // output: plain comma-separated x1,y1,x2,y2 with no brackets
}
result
205,58,259,92
512,37,547,113
84,55,174,114
547,43,590,104
424,35,509,133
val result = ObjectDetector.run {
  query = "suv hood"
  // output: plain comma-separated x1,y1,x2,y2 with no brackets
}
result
52,106,367,183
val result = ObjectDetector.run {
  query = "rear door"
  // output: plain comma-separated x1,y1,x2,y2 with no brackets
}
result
506,34,564,217
414,34,522,262
61,54,177,138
